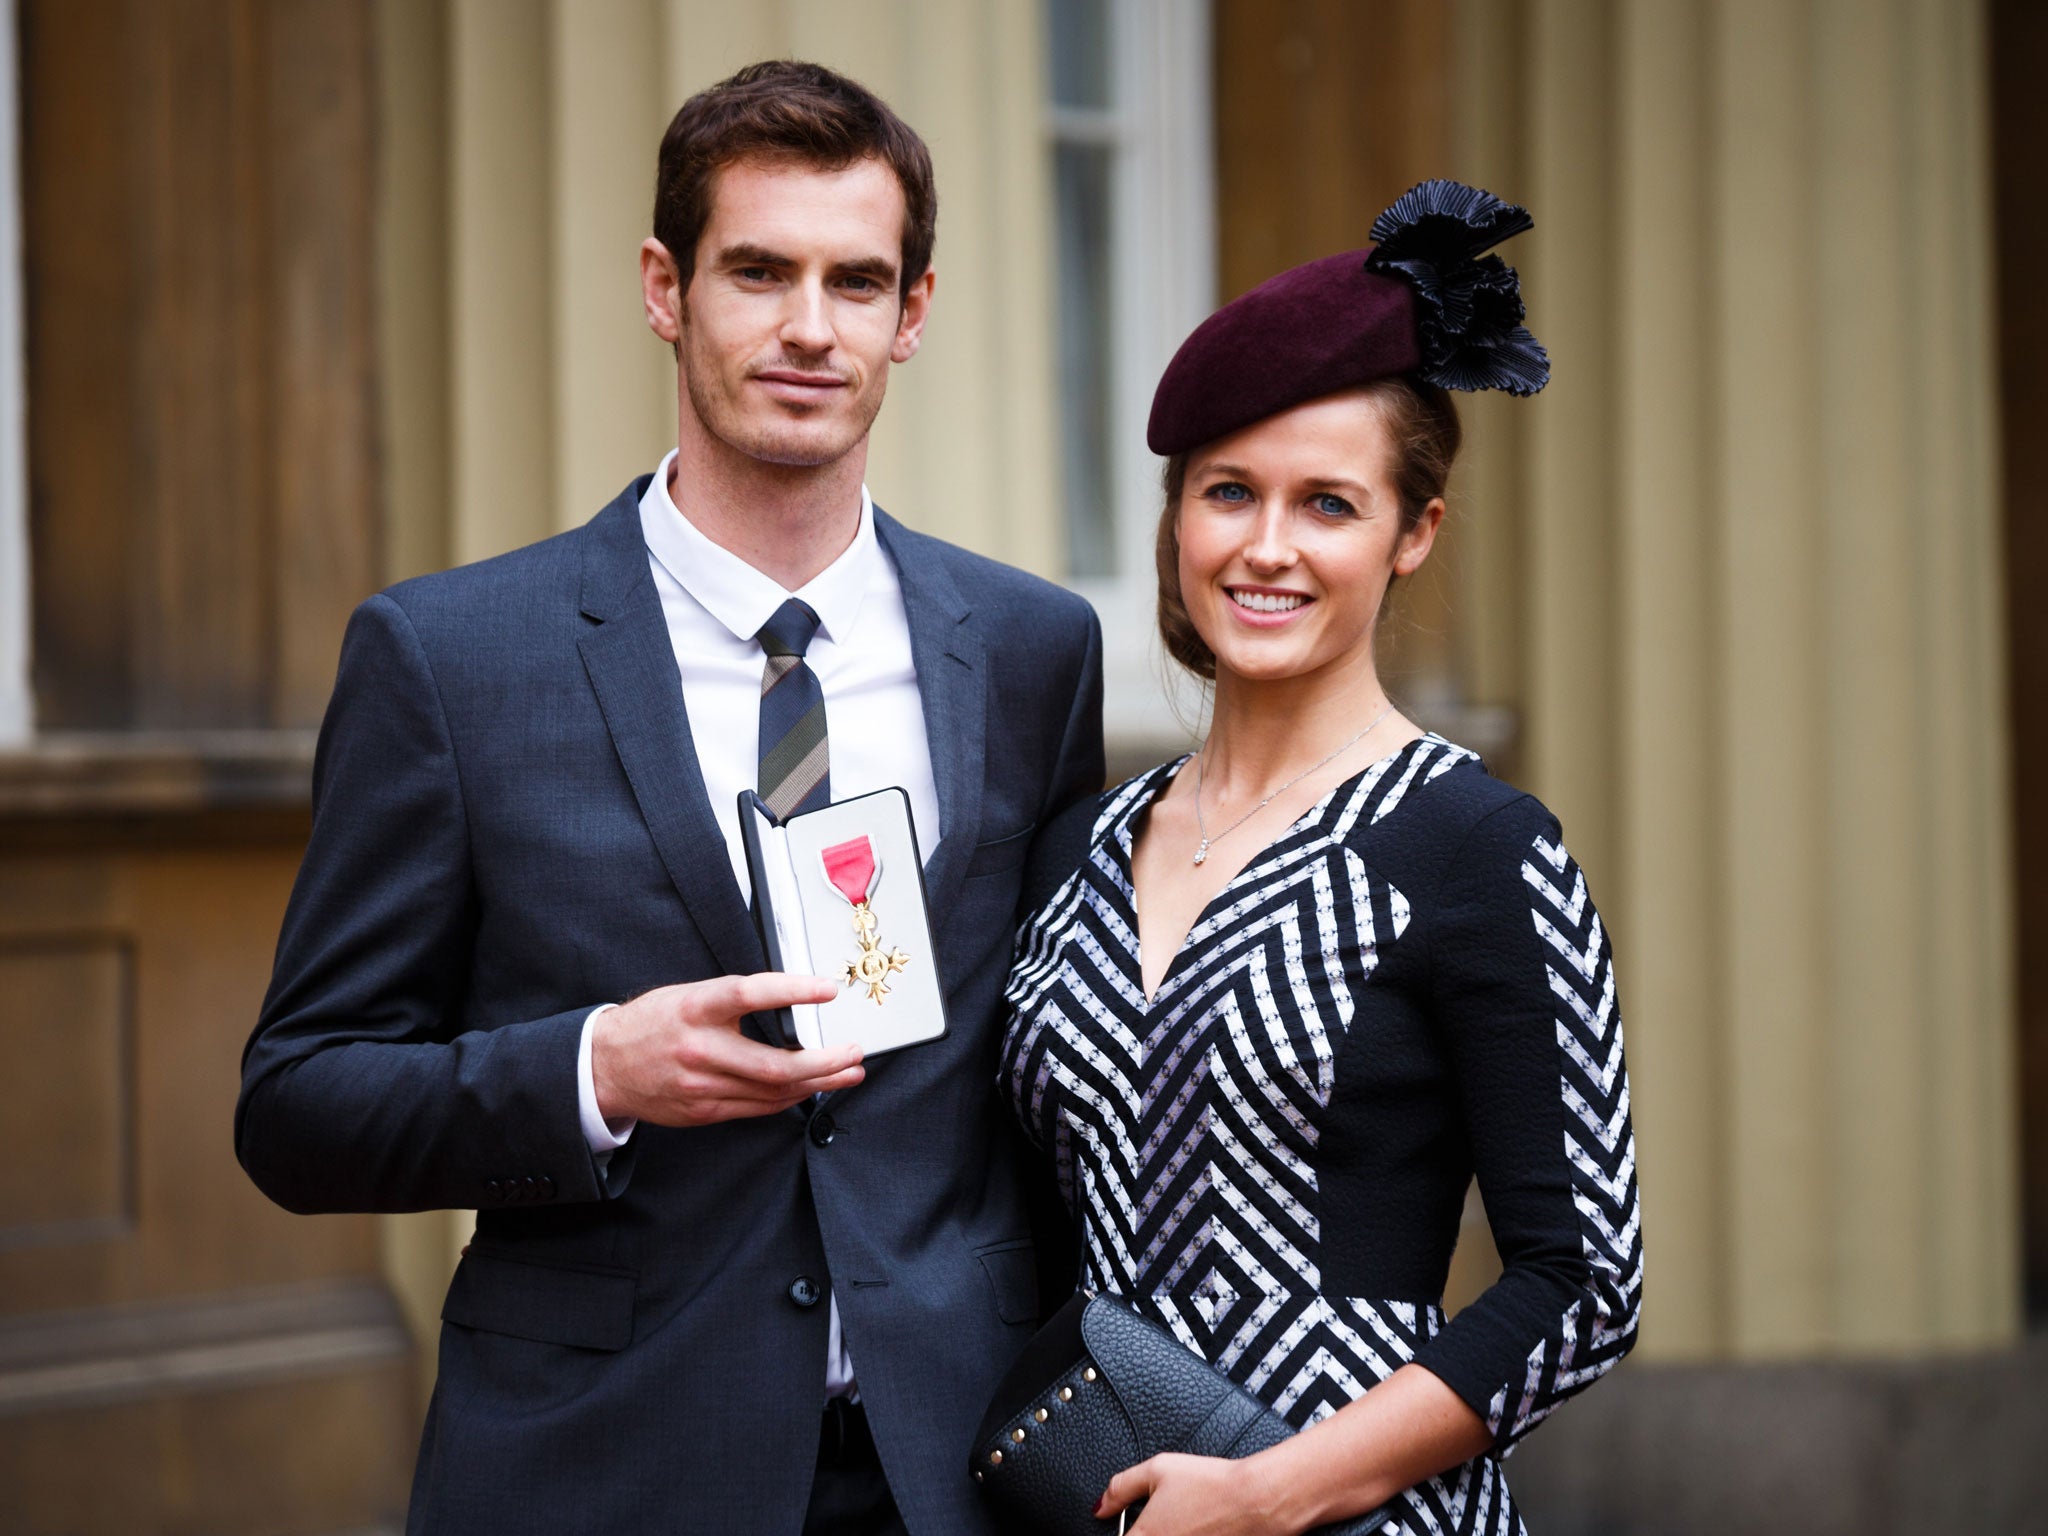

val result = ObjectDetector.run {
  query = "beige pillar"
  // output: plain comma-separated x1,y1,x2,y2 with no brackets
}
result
450,0,556,563
1609,0,1726,1355
1453,0,2017,1359
376,0,451,584
1447,3,1530,727
551,0,674,525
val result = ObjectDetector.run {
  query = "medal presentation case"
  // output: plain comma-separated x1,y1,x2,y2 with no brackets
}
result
738,787,949,1057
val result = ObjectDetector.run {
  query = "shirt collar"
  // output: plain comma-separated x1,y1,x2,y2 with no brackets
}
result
638,448,877,646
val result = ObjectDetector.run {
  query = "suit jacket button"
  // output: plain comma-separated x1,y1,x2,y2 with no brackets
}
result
808,1111,837,1148
485,1180,502,1201
521,1176,540,1200
538,1175,556,1200
789,1276,821,1308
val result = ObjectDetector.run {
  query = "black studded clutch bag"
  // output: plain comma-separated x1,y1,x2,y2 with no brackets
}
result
970,1292,1394,1535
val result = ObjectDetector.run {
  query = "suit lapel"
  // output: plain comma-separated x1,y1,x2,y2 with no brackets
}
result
877,510,984,922
577,486,765,980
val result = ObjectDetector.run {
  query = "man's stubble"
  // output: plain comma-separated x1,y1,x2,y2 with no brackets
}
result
679,313,889,472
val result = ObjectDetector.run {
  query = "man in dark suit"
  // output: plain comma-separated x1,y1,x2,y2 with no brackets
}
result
236,61,1101,1536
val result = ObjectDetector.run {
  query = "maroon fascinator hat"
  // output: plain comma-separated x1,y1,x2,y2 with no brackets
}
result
1146,180,1550,456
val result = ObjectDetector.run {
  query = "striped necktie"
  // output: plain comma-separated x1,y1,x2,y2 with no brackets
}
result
756,598,830,819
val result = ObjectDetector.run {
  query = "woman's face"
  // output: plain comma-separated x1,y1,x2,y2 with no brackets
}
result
1176,388,1442,690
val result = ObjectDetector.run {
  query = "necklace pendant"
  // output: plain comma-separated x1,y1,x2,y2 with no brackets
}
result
1192,839,1209,866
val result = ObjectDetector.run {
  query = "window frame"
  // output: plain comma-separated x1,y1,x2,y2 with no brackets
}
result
0,0,29,744
1050,0,1216,754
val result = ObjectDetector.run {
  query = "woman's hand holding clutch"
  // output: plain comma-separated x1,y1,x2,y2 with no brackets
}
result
1092,1360,1491,1535
1094,1449,1301,1535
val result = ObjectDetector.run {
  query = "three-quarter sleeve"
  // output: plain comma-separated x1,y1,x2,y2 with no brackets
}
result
1408,795,1642,1453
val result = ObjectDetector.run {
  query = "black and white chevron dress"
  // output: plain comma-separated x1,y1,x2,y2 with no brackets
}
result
999,735,1641,1536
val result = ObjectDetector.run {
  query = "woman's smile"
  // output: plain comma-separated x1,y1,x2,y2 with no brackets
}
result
1225,585,1315,625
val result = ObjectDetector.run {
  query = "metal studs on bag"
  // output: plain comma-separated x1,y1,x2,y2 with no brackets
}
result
976,1358,1101,1482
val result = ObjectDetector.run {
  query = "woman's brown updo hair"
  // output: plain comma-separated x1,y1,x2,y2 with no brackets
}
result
1154,376,1463,680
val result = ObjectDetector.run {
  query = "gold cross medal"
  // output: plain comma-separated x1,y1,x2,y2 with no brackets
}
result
819,835,909,1004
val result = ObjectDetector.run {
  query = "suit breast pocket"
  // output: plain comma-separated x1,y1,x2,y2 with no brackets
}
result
441,1247,637,1352
963,824,1033,880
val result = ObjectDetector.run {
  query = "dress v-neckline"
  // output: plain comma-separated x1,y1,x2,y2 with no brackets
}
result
1124,734,1434,1011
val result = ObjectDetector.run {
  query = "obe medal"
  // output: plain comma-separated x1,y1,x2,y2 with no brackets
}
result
820,836,910,1004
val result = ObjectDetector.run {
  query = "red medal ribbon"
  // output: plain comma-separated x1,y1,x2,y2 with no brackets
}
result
820,836,879,907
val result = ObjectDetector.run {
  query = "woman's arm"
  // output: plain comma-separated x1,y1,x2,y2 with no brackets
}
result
1402,798,1642,1450
1097,1361,1491,1533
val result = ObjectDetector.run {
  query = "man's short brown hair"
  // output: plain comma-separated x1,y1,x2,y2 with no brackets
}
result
654,60,937,302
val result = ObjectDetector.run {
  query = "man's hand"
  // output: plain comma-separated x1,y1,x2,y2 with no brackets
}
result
591,973,862,1127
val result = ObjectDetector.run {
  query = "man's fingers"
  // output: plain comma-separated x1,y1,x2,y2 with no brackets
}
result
687,1067,864,1124
696,970,842,1021
684,1020,862,1088
807,1063,867,1095
689,1094,807,1123
702,1055,866,1103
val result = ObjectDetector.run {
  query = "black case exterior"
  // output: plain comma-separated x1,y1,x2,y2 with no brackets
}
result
971,1295,1393,1536
737,788,801,1048
736,786,948,1055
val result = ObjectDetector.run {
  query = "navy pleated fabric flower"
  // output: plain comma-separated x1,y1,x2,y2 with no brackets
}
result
1365,180,1549,397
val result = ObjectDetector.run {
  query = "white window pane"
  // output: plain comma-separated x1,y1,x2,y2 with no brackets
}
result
1054,140,1116,578
1048,0,1113,110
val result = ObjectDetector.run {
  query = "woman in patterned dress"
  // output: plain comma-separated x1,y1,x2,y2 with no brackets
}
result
998,185,1641,1534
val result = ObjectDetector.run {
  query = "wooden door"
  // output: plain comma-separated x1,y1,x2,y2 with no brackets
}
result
0,3,410,1530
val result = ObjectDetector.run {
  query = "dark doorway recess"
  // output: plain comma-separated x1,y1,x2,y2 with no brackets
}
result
1991,0,2048,1324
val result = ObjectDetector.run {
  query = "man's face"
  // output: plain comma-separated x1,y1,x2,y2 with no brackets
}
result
651,156,933,470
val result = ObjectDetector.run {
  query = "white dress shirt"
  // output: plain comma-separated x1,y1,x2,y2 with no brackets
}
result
575,449,941,1400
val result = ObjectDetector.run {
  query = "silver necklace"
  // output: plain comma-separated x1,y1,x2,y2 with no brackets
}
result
1191,703,1398,866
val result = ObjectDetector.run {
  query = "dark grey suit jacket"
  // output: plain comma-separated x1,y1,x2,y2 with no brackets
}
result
235,478,1104,1535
